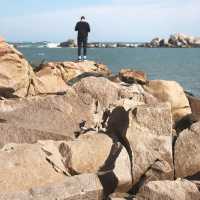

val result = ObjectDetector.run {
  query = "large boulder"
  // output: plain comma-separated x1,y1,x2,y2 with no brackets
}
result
0,39,70,97
174,121,200,178
124,103,173,189
59,103,173,193
0,143,65,193
144,80,191,122
36,61,111,83
0,38,35,98
0,142,103,200
31,64,69,95
0,173,103,200
118,69,147,85
72,76,146,129
73,76,120,108
0,90,96,147
136,179,200,200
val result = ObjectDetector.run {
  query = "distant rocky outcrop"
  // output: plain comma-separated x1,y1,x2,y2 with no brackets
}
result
59,39,76,48
1,38,200,199
149,33,200,48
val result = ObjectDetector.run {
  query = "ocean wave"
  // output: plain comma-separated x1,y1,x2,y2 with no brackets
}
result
46,43,60,48
13,42,60,48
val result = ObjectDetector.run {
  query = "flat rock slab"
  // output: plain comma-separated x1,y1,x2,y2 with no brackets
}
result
175,121,200,178
0,142,103,200
136,179,200,200
0,91,95,146
0,173,103,200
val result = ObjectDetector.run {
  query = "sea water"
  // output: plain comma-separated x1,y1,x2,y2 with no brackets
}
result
18,47,200,96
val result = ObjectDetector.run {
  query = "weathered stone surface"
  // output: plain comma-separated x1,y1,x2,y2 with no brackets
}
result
73,76,119,108
0,90,96,147
0,143,65,193
0,123,70,148
73,76,145,111
32,65,69,95
175,121,200,178
144,80,191,121
136,179,200,200
119,69,147,84
0,142,103,200
60,103,173,193
37,61,111,83
0,174,103,200
122,103,173,190
0,40,35,98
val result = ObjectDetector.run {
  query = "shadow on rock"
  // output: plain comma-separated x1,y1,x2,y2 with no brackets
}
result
106,106,133,184
68,72,107,86
97,106,134,198
174,113,199,134
0,87,18,98
98,144,122,199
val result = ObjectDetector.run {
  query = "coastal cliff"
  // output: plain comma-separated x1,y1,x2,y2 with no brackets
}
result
0,38,200,199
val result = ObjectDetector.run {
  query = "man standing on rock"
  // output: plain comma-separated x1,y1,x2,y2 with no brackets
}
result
75,16,90,61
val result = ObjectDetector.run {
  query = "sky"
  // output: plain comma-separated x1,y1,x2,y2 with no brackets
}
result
0,0,200,42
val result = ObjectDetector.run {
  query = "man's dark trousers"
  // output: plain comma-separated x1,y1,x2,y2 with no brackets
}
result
78,36,88,57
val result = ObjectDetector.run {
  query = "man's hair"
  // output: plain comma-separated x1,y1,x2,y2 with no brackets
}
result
81,16,85,20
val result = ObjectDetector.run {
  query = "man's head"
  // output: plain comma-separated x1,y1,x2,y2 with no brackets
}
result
81,16,85,21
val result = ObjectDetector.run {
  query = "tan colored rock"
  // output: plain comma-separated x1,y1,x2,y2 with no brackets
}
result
37,60,111,83
144,80,191,121
123,103,173,190
0,90,96,147
0,40,35,98
0,39,70,97
119,69,147,84
72,76,146,133
175,121,200,178
0,143,103,200
73,76,119,108
0,123,70,148
0,173,103,200
32,65,69,95
136,179,200,200
60,103,173,193
0,143,65,193
73,76,145,111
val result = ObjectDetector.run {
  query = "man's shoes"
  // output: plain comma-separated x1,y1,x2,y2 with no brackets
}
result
78,56,82,62
83,56,87,61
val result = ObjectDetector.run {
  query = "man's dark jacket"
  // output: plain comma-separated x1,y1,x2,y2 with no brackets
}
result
75,21,90,38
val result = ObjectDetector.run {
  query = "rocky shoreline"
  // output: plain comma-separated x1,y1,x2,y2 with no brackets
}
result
58,33,200,49
1,37,200,200
11,33,200,49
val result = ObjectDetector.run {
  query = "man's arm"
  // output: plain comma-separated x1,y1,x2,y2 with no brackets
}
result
75,22,79,31
87,23,90,33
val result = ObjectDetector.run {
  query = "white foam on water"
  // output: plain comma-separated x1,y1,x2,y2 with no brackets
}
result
46,43,60,48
